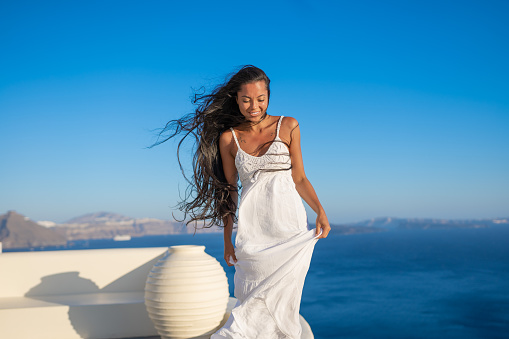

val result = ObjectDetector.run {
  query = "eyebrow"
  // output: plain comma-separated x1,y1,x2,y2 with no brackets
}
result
241,94,266,98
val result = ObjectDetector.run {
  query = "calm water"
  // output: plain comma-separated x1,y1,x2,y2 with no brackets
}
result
10,226,509,339
302,227,509,339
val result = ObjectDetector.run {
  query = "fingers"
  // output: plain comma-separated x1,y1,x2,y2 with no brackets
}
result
320,226,331,239
224,253,238,266
316,224,331,239
315,225,321,237
225,256,234,266
229,254,238,266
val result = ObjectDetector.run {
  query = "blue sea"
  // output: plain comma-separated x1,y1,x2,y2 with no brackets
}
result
10,226,509,339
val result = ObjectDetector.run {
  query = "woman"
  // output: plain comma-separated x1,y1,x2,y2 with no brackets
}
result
156,65,330,338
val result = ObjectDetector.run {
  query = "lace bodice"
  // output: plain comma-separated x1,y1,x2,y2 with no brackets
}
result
230,116,292,187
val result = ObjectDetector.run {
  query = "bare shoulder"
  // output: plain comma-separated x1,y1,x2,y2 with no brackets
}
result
219,129,235,157
278,116,299,148
219,128,233,145
281,115,300,131
280,116,300,137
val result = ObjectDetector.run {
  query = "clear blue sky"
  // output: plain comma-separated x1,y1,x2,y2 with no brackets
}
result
1,0,508,224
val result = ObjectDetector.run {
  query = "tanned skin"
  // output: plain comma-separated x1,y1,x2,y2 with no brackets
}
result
218,81,331,266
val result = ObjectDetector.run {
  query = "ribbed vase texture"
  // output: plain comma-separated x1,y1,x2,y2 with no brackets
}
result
145,245,229,339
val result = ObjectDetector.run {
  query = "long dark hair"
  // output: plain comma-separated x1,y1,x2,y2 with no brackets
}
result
152,65,290,230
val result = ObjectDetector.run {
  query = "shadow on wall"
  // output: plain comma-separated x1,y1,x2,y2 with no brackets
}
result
24,254,164,338
25,272,100,296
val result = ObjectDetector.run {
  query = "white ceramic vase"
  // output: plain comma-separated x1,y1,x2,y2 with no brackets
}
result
144,245,229,339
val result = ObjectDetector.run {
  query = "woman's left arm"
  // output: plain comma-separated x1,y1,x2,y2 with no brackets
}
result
285,117,331,239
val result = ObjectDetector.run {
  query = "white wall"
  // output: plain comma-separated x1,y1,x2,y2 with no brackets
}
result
0,247,168,339
0,247,167,297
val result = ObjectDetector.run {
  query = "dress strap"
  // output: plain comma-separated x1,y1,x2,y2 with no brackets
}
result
276,116,284,138
230,127,241,148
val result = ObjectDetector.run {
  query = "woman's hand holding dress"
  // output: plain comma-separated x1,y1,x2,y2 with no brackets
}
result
315,211,331,239
286,117,331,240
224,242,237,266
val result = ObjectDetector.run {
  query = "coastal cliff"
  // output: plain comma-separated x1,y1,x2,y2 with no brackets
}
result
0,211,222,249
55,211,220,241
0,211,67,249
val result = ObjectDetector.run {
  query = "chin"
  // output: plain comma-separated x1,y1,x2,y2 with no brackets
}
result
242,111,267,123
251,111,267,119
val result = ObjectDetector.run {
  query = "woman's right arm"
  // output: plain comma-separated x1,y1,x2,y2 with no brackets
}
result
219,130,239,266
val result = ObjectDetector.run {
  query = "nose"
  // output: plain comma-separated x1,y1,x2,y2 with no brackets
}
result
250,101,259,111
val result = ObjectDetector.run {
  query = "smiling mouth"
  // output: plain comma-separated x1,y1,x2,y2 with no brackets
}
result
250,111,260,116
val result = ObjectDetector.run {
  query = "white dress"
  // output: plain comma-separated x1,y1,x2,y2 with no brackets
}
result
211,115,321,339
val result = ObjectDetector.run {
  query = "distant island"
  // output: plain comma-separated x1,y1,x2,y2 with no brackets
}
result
0,210,507,250
328,216,507,231
0,211,67,249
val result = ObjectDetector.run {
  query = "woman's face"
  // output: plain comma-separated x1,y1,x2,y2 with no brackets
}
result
236,81,269,122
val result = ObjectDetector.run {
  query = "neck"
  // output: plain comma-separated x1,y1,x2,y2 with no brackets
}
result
242,113,271,133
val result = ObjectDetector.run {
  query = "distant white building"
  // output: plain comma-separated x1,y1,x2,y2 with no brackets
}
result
37,221,57,228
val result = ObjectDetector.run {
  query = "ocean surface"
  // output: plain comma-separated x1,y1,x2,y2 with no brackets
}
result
8,226,509,339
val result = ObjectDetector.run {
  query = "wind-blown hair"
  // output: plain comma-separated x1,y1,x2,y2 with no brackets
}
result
152,65,291,230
